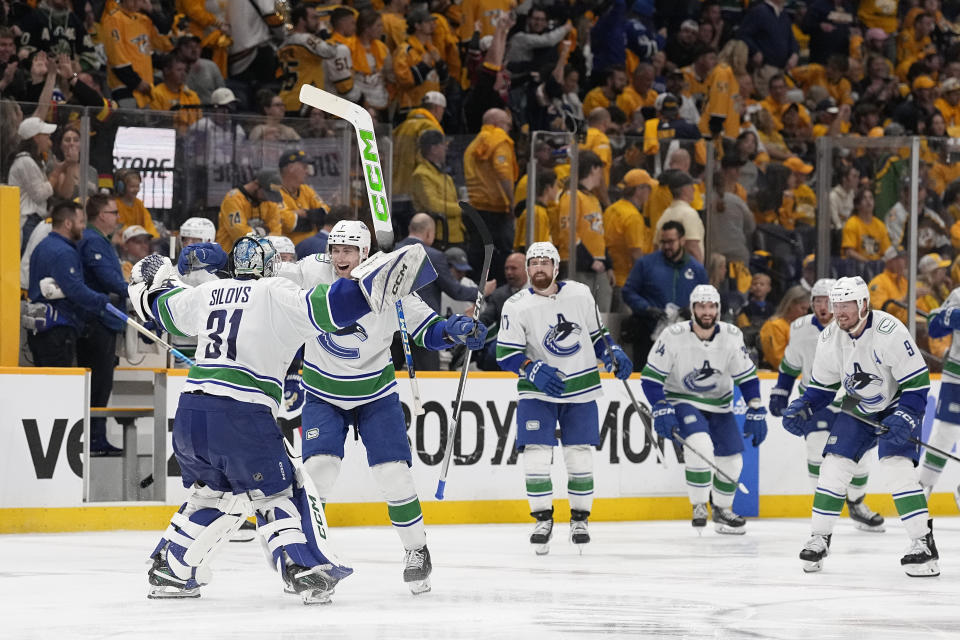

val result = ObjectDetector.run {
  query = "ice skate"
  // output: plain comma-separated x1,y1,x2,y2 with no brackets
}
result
902,520,940,578
691,503,708,533
147,552,201,599
403,545,432,595
229,519,256,542
846,496,885,532
711,506,745,535
529,510,554,556
569,510,590,552
282,562,339,604
799,534,831,573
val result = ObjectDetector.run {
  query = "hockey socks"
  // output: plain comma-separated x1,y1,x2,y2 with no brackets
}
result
683,432,713,506
523,445,554,513
886,457,930,540
918,419,960,489
810,454,856,535
563,445,594,514
371,461,427,551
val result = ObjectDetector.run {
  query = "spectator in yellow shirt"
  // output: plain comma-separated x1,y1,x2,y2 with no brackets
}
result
393,91,445,203
759,285,811,369
393,8,443,115
381,0,410,52
791,55,855,106
868,246,908,323
604,169,656,297
783,156,817,227
582,65,627,115
761,74,811,129
114,169,159,239
583,107,614,198
276,148,329,246
842,187,891,261
148,54,202,134
616,62,657,120
917,252,952,359
514,168,557,252
411,130,464,244
215,170,286,250
935,77,960,129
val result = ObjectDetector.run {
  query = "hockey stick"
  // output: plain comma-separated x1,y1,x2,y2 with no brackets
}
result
298,85,393,249
839,407,960,464
436,202,494,500
396,299,424,416
671,428,750,494
106,303,195,366
592,304,666,466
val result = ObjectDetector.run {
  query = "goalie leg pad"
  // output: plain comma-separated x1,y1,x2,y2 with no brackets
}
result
711,454,743,509
918,419,960,488
805,430,830,490
562,445,594,514
523,445,554,514
682,431,714,507
371,461,427,550
811,454,856,535
350,244,438,313
884,455,930,540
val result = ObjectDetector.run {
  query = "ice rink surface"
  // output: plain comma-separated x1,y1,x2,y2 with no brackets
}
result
2,517,959,639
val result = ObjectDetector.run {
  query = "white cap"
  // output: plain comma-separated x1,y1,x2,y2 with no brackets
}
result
423,91,447,108
18,117,57,139
122,225,152,243
210,87,238,106
266,235,295,256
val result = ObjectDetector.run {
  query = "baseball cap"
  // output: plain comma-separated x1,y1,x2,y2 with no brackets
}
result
210,87,238,106
254,169,283,202
423,91,447,108
620,169,658,188
868,126,885,138
122,225,152,243
815,98,839,114
943,77,960,93
783,156,814,174
18,117,57,139
803,254,816,269
407,7,436,27
279,148,309,168
883,245,907,261
919,253,951,274
913,75,936,91
444,247,472,271
658,93,680,112
418,128,445,150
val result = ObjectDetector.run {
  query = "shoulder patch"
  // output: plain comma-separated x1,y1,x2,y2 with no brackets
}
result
820,324,833,341
724,322,741,337
668,323,685,335
791,317,806,330
875,316,898,335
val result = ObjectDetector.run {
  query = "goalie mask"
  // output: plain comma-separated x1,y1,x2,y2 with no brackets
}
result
231,236,279,279
689,284,721,330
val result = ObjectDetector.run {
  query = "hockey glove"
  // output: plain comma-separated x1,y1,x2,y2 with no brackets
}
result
138,319,158,345
21,302,59,332
178,242,228,275
601,344,633,380
768,387,790,417
444,315,489,350
524,360,565,397
652,400,679,440
744,405,768,446
283,373,304,413
781,399,813,437
878,409,919,448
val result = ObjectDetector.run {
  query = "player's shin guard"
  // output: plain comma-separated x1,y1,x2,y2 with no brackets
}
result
683,432,714,507
523,445,554,514
918,419,960,489
370,461,426,551
805,430,829,490
303,454,342,506
563,445,594,515
847,451,872,502
711,454,743,509
884,456,930,541
811,454,857,535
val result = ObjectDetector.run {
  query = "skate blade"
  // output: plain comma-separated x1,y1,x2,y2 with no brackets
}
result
301,588,334,604
904,560,940,577
714,524,746,535
533,543,550,556
148,585,200,599
801,560,824,573
853,522,886,533
407,579,431,595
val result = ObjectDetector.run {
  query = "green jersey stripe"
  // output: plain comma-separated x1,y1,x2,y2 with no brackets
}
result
187,365,282,403
157,288,189,337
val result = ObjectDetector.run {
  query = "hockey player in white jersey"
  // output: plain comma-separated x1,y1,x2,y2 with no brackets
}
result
278,220,488,594
496,242,633,554
641,284,766,534
769,278,885,532
128,236,437,603
782,277,939,576
918,288,960,506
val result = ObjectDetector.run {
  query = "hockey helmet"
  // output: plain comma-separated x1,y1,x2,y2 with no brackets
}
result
179,217,216,245
232,235,279,279
829,276,870,329
266,235,296,260
327,220,371,261
689,284,721,316
526,242,560,278
810,278,837,299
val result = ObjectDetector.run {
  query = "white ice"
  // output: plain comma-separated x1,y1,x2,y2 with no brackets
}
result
2,517,959,639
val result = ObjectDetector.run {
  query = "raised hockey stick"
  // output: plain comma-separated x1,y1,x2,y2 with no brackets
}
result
436,202,494,500
298,84,393,249
396,299,424,416
106,303,195,366
671,428,750,494
592,304,666,466
839,407,960,464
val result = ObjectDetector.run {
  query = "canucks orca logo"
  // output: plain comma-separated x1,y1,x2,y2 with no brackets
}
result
843,362,883,404
682,360,720,392
542,313,582,357
317,323,368,359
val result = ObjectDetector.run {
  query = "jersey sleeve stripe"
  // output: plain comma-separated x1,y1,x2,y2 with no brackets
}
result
306,286,337,332
644,361,669,376
496,340,527,349
409,312,439,339
157,288,189,337
779,359,801,377
732,366,757,384
641,365,666,382
900,370,931,391
897,366,929,384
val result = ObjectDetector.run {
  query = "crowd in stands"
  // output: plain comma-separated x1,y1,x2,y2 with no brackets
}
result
5,0,960,382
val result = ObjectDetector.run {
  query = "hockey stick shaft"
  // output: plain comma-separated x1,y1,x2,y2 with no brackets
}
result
671,428,750,494
106,303,195,365
592,305,666,466
839,407,960,464
436,202,494,500
395,299,424,416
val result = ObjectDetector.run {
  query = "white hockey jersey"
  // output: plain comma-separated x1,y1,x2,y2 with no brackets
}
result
153,276,344,415
929,287,960,385
278,254,443,409
780,314,828,393
809,310,930,416
170,269,221,364
496,281,606,403
642,321,757,413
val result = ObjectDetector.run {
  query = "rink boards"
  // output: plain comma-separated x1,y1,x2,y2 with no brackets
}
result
2,368,958,533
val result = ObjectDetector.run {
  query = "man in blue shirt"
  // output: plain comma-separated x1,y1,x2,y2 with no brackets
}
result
295,205,353,259
78,194,127,454
622,220,708,369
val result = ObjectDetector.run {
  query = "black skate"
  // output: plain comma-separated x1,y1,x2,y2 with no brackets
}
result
229,519,256,542
902,520,940,577
282,562,340,604
570,509,590,552
799,534,831,573
711,505,745,535
403,545,432,595
846,496,885,532
692,503,708,531
147,552,201,599
530,509,554,556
